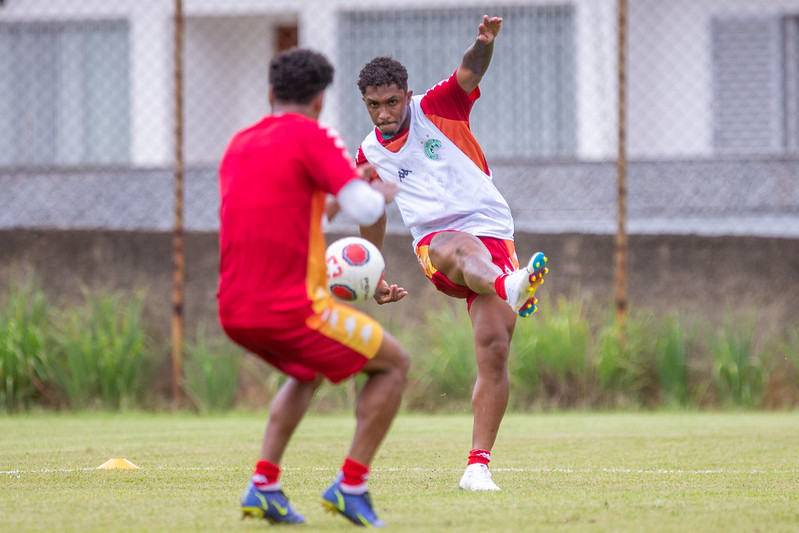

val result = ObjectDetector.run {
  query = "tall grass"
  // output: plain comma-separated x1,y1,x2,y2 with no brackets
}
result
2,276,798,411
403,305,476,410
654,315,693,407
709,313,763,408
396,299,798,412
510,297,592,408
765,322,799,407
181,323,243,413
595,310,663,407
48,289,153,410
0,281,51,412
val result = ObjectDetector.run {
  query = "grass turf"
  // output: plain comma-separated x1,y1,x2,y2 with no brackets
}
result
1,411,798,532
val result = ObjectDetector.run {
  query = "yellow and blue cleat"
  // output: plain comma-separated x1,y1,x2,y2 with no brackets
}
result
505,251,549,317
241,482,306,524
322,480,386,527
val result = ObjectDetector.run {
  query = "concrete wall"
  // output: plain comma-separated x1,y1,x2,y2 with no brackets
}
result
1,230,796,349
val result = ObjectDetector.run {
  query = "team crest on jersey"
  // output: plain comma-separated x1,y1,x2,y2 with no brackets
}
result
424,139,442,160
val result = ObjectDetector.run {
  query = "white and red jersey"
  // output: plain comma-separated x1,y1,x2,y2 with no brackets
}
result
357,71,514,246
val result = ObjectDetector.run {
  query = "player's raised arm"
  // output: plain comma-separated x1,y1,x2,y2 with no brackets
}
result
456,15,503,94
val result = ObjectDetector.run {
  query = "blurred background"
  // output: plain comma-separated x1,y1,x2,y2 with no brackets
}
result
0,0,798,408
2,0,798,234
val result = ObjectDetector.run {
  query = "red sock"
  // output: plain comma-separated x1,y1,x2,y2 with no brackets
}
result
252,460,280,490
468,449,491,466
340,457,369,494
494,274,509,300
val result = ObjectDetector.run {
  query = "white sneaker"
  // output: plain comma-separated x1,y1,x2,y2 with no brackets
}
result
504,251,548,317
458,463,501,491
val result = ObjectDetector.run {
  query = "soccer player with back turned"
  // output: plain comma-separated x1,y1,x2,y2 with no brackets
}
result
218,48,409,527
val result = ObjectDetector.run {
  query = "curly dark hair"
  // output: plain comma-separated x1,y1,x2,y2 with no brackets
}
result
357,56,408,95
269,48,334,104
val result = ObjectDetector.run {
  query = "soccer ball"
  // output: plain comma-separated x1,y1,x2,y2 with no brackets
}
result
325,237,385,302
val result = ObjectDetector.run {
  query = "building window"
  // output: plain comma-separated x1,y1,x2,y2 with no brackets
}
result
0,20,130,167
337,6,576,160
711,15,795,153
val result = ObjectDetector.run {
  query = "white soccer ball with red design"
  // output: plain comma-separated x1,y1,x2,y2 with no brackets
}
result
325,237,385,302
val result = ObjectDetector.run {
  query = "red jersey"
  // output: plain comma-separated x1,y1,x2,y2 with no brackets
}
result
218,113,358,327
356,71,489,174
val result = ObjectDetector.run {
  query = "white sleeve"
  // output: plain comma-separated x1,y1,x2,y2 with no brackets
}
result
336,179,385,226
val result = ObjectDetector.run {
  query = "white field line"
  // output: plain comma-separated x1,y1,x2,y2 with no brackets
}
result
3,466,799,476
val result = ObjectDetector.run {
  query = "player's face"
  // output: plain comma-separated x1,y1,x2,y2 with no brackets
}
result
362,84,413,138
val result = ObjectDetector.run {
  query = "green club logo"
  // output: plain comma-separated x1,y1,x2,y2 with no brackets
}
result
424,139,442,160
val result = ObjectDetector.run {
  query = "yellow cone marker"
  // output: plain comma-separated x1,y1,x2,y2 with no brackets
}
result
96,458,140,470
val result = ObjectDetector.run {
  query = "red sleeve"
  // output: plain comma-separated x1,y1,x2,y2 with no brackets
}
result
356,146,368,166
304,122,359,196
420,70,480,121
356,145,383,183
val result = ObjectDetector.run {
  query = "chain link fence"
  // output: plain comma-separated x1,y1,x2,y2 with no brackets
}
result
1,0,797,237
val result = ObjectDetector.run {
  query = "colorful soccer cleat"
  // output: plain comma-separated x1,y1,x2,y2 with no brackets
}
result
458,463,501,491
240,482,306,524
321,480,386,527
504,251,549,317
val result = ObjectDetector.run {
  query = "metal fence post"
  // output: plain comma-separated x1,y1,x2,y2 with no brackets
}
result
171,0,185,409
615,0,629,326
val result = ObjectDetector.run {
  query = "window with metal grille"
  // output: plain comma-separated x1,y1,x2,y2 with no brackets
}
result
337,6,576,161
711,16,788,153
0,20,130,167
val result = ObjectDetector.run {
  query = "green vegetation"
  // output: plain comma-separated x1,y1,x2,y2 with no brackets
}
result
0,279,798,412
398,299,799,412
181,323,243,413
2,279,798,530
48,289,153,410
0,281,50,412
1,412,798,532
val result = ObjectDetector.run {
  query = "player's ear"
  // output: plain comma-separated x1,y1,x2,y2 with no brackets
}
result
311,90,325,116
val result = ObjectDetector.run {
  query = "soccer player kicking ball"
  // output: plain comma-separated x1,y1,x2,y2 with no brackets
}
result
218,48,410,526
356,15,549,491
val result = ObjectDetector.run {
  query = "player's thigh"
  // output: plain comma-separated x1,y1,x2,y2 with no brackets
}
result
361,329,409,376
428,231,492,285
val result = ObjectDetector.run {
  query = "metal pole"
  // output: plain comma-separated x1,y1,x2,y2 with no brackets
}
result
615,0,629,325
171,0,185,409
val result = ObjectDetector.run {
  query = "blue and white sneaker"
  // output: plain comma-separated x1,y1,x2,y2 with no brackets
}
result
321,479,386,527
241,482,305,524
504,252,549,317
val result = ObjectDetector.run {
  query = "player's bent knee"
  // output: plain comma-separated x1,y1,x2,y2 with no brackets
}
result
363,332,409,377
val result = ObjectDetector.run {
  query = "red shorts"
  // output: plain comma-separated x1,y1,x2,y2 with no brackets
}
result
222,297,384,383
415,231,519,309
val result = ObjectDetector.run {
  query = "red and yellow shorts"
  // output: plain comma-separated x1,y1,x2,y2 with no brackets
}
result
222,296,383,383
415,231,519,309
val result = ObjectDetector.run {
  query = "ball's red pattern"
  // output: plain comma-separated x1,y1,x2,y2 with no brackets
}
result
342,243,369,266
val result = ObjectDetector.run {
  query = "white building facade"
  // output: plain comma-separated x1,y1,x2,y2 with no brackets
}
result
1,0,797,235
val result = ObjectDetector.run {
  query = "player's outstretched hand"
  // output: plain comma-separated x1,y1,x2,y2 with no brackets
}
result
373,279,408,304
478,15,502,43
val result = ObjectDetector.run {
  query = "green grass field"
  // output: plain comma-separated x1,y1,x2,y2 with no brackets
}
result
2,411,798,532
